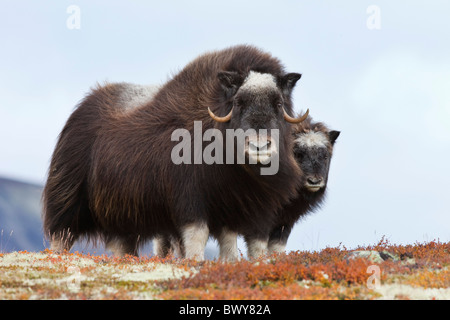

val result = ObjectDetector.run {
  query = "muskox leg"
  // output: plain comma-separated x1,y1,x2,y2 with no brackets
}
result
245,236,269,260
268,225,292,254
180,223,209,261
105,235,140,257
153,236,171,257
153,235,184,258
218,227,239,262
268,240,287,254
170,236,184,257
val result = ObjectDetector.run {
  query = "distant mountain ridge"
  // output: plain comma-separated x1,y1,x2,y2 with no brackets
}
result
0,176,44,252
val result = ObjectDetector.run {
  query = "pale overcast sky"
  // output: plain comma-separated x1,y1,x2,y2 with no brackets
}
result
0,1,449,252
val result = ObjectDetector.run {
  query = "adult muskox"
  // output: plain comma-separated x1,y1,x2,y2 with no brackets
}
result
42,45,308,260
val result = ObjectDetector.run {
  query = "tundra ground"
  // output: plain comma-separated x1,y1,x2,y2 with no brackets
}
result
0,239,448,300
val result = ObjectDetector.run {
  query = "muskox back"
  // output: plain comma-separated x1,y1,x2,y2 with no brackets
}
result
42,45,304,259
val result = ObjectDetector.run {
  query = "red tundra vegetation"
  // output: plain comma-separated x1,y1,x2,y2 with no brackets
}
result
0,238,448,300
158,238,450,299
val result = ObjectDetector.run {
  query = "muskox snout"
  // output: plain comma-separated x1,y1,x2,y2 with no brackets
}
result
245,135,278,165
305,176,324,192
248,139,271,153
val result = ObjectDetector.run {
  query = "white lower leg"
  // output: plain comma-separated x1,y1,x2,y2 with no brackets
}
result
218,228,239,262
153,236,169,257
246,238,269,259
181,223,209,261
268,241,287,254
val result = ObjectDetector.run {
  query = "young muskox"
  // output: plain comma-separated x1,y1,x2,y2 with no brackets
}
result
42,45,308,260
155,116,340,260
266,116,340,255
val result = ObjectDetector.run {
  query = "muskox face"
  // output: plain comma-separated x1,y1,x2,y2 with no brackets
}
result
293,129,340,192
209,70,308,168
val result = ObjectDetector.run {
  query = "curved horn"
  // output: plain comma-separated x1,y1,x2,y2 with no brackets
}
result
208,107,233,123
283,108,309,124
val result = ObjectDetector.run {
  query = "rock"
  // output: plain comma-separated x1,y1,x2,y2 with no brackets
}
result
345,250,400,264
379,251,399,261
346,250,385,263
345,250,417,267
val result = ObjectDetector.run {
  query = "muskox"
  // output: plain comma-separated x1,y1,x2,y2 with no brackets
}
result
42,45,308,260
155,116,340,259
266,116,340,254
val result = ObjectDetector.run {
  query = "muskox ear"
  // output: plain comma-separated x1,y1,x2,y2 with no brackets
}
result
329,130,340,145
218,71,244,96
278,73,302,96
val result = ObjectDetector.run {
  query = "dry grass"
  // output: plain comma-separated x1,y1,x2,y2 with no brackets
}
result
0,239,449,300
